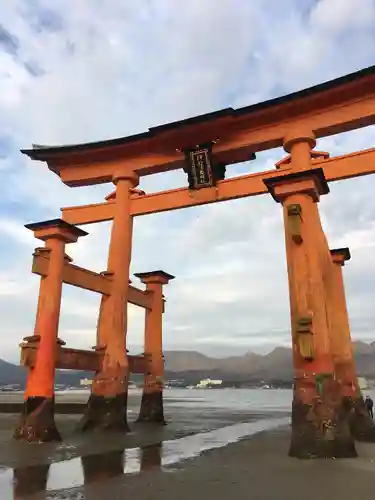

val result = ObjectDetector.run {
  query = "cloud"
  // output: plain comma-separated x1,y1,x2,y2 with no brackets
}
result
1,0,375,362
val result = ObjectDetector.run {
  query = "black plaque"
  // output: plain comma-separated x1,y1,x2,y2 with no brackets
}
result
184,144,214,190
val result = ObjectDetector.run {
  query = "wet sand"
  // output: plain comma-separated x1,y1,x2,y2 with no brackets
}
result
0,391,283,467
1,390,375,499
7,424,375,500
49,426,375,500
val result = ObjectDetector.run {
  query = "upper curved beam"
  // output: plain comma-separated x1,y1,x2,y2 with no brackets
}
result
23,65,375,187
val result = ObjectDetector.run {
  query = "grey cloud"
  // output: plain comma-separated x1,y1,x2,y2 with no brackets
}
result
0,25,19,55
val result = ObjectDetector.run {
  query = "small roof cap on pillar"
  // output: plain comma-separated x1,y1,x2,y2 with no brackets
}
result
25,218,88,242
263,167,329,202
330,247,351,263
134,270,175,285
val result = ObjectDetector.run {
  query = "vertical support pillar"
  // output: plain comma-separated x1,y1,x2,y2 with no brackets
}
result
328,248,375,441
135,271,175,424
81,171,139,432
264,134,356,458
14,219,87,442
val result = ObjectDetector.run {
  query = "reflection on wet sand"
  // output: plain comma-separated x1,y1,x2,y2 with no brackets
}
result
82,449,126,484
140,442,162,471
13,463,50,498
12,442,163,498
6,417,289,498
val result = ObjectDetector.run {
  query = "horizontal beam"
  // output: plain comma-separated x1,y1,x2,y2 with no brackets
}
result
129,285,153,309
57,91,375,185
56,144,255,186
32,250,112,294
131,146,375,215
129,354,149,374
27,68,375,186
57,347,101,371
32,250,153,309
316,147,375,182
21,344,102,371
130,167,290,216
61,147,375,220
62,200,116,225
61,167,290,223
21,343,149,374
62,202,115,225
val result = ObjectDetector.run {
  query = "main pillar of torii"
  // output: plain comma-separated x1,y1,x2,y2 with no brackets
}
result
327,247,375,441
80,170,139,432
264,129,356,458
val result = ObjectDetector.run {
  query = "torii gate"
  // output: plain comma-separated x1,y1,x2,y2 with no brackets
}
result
14,64,375,459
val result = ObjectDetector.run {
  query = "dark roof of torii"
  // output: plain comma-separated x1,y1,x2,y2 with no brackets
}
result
21,64,375,159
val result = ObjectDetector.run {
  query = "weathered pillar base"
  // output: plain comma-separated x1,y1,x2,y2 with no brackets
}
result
13,397,61,443
289,375,357,459
345,396,375,442
137,392,166,425
79,393,130,433
335,361,375,442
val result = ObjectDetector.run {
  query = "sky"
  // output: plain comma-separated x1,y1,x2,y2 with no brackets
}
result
1,0,375,362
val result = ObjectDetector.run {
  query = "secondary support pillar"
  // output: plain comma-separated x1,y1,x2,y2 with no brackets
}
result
328,248,375,441
136,271,175,424
265,141,356,457
14,219,87,442
80,171,139,432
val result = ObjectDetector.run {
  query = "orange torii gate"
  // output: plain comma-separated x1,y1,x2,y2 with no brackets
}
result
15,64,375,458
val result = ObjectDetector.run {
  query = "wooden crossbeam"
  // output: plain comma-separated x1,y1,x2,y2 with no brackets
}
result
32,250,153,309
61,147,375,223
129,354,150,374
24,68,375,187
21,343,149,374
32,250,111,294
129,285,153,309
62,200,116,225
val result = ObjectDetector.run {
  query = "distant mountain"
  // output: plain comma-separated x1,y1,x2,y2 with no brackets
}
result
165,342,374,383
0,358,92,387
0,341,374,387
164,347,292,382
0,358,27,385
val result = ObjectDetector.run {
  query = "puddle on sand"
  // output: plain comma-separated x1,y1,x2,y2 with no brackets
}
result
2,417,289,498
